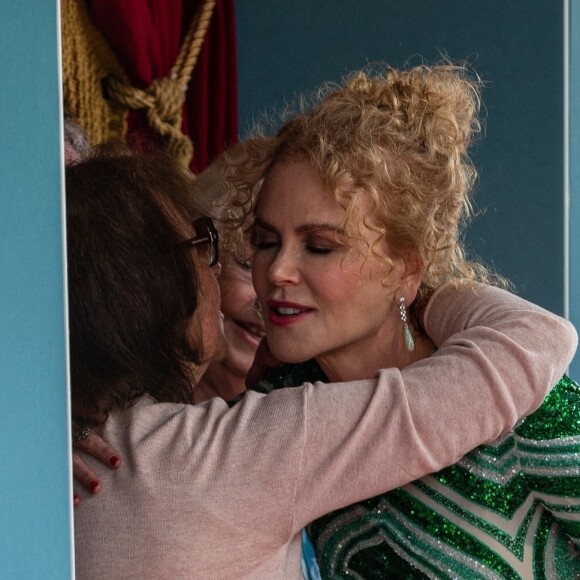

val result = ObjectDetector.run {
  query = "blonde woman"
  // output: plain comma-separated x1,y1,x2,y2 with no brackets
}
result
233,64,580,578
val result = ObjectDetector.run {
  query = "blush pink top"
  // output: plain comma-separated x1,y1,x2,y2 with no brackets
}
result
74,284,578,579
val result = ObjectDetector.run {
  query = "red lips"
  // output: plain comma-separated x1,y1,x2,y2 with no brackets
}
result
266,300,313,326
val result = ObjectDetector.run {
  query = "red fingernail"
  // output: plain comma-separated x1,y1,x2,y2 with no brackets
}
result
89,480,99,493
109,456,120,467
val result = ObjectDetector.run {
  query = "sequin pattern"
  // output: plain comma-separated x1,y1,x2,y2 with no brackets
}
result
259,367,580,579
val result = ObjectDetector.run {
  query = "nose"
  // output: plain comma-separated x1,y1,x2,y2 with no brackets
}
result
268,247,300,286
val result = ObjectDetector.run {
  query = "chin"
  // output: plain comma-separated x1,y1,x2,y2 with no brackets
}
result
269,343,314,365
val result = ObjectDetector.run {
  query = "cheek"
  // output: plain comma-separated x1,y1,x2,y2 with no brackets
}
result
219,274,256,318
315,281,359,309
311,261,363,299
199,269,222,324
318,261,389,308
251,257,269,300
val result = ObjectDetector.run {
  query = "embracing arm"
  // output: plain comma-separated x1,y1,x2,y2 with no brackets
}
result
292,283,578,529
72,283,577,530
423,282,577,413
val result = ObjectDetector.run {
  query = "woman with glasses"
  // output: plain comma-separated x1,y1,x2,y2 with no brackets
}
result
69,146,576,579
71,147,263,498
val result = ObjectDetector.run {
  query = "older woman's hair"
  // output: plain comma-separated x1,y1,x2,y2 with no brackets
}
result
191,143,253,262
234,63,496,311
67,147,204,428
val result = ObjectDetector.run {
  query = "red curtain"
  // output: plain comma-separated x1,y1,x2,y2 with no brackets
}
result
88,0,238,173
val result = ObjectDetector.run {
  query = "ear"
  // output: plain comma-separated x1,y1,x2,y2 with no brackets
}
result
396,251,424,304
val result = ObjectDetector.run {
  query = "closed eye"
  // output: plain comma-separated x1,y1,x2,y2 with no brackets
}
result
304,232,346,255
250,220,346,255
250,229,279,250
305,245,333,254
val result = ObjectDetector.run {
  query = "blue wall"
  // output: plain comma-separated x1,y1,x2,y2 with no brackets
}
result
237,1,568,320
571,0,580,377
0,2,72,578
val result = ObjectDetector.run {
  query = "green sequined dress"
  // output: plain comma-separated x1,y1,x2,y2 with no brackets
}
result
254,365,580,579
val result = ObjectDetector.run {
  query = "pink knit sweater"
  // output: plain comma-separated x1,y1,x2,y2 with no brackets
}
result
74,284,577,579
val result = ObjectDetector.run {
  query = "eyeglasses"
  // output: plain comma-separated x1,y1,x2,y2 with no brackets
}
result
177,217,219,267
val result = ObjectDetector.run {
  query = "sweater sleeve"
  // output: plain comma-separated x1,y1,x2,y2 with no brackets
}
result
423,282,577,411
290,283,578,532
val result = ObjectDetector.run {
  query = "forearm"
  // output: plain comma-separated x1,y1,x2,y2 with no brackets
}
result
423,282,577,414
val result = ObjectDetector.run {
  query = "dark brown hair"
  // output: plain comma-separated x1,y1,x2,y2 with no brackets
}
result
67,146,205,428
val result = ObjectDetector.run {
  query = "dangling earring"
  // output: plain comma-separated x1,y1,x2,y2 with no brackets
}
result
398,296,415,352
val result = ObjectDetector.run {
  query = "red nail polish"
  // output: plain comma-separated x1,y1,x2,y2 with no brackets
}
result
89,480,99,493
109,456,120,467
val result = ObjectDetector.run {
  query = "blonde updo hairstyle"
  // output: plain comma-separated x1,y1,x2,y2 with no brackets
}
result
233,63,496,322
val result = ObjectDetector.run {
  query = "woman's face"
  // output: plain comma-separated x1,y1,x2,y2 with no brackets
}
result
216,248,265,378
251,158,405,369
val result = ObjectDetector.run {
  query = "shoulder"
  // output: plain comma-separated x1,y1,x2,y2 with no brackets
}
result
516,375,580,440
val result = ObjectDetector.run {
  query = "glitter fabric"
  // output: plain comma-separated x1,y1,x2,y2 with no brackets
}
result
258,366,580,579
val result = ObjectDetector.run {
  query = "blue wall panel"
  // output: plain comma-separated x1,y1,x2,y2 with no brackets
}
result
0,2,72,578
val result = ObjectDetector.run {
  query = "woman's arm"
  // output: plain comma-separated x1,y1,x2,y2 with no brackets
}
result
423,282,576,412
74,283,577,528
290,283,577,529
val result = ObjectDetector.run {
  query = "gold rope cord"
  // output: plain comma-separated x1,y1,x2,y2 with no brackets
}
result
104,0,218,166
61,0,129,145
62,0,217,166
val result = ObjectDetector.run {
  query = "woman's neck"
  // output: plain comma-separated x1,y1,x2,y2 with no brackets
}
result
315,324,435,383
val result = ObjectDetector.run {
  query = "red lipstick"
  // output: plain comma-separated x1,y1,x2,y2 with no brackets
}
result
266,300,313,326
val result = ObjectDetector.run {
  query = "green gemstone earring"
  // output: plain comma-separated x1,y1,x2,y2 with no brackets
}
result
398,296,415,352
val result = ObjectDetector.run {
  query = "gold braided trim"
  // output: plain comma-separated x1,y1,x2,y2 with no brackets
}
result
61,0,129,145
104,0,217,166
173,0,217,86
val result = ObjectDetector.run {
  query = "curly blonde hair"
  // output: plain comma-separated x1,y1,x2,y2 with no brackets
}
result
232,63,501,314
